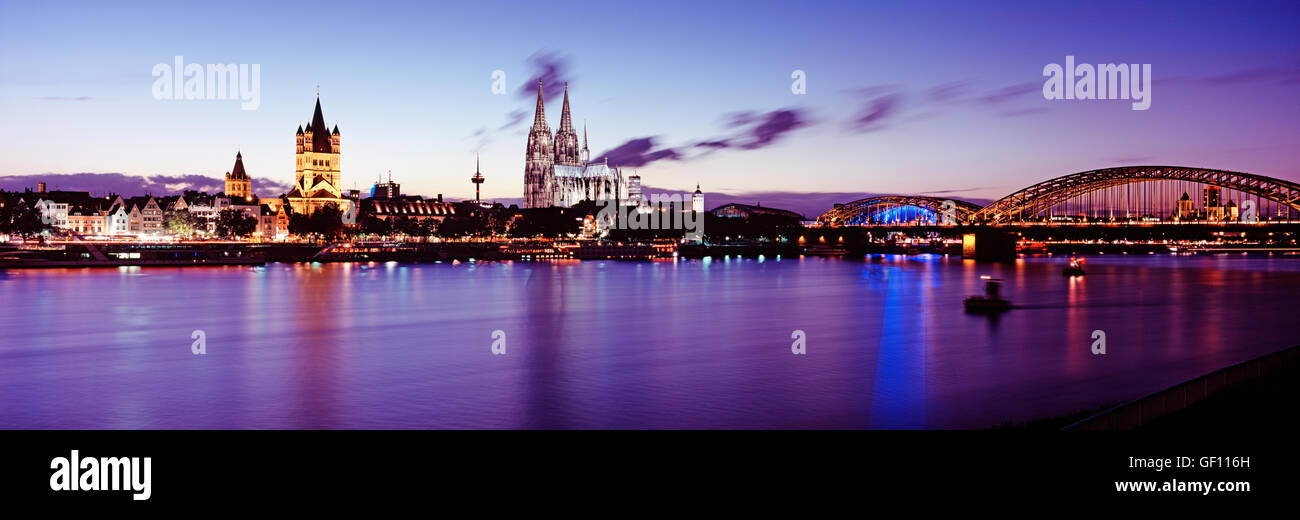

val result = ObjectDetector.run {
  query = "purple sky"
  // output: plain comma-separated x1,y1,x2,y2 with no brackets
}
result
1,0,1297,216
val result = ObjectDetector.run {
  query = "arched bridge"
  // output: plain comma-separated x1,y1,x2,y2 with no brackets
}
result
816,195,983,226
974,166,1300,223
817,166,1300,226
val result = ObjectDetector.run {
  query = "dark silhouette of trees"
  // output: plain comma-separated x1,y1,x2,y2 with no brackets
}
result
215,208,257,238
0,199,50,239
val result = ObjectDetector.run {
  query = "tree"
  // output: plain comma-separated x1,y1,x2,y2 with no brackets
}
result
358,214,392,237
215,208,257,239
309,203,345,239
164,211,206,238
288,211,312,239
4,200,49,239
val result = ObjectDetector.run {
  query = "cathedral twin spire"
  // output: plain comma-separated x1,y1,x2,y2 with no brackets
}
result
529,80,583,166
531,79,548,131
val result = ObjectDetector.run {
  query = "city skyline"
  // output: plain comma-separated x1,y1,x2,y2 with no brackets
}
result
2,1,1299,208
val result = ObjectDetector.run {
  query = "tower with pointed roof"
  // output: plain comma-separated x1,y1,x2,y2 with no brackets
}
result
287,95,349,215
524,79,555,208
224,151,253,201
581,122,590,164
554,83,581,166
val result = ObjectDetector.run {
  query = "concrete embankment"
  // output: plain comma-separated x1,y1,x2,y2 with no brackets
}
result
1064,345,1300,430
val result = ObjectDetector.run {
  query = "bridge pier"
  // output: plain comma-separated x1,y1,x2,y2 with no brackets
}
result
962,231,1016,261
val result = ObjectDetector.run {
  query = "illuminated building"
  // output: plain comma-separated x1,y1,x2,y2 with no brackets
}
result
285,95,350,215
523,81,626,208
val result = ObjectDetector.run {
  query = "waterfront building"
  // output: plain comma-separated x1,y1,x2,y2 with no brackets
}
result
627,174,642,206
523,81,627,208
285,96,349,215
710,202,805,221
372,174,400,199
106,199,130,234
123,196,163,234
361,196,457,224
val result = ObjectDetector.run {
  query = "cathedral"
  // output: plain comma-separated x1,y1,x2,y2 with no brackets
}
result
524,80,626,208
285,96,349,215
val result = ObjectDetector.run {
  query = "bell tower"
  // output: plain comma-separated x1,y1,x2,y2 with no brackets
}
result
524,80,554,208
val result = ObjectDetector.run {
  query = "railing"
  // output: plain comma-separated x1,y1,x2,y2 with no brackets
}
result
1064,345,1300,430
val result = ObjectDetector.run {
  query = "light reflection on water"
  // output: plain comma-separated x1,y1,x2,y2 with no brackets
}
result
2,254,1298,429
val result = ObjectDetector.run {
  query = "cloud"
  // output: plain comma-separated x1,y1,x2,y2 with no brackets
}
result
692,139,731,149
714,109,812,149
594,137,682,168
836,80,1050,131
478,51,570,143
846,90,904,133
515,51,573,103
976,82,1039,105
736,109,810,149
594,108,811,169
498,109,527,131
925,81,974,103
0,173,293,197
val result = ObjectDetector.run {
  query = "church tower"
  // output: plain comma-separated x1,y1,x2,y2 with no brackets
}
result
287,95,346,215
554,83,581,166
224,151,253,201
295,96,342,199
524,79,555,208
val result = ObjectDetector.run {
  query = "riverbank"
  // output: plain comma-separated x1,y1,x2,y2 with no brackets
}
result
999,345,1300,430
1137,354,1300,430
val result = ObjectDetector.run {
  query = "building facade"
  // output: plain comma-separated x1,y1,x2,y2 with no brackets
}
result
523,81,626,208
224,151,253,201
286,96,350,215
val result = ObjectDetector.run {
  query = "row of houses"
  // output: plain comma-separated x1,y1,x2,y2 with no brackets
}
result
1,187,288,239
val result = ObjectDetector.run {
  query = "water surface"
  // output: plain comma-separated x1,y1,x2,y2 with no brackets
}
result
3,254,1297,429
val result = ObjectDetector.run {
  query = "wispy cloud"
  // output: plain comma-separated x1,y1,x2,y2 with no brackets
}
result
846,89,904,133
515,50,573,103
596,108,812,169
594,137,682,168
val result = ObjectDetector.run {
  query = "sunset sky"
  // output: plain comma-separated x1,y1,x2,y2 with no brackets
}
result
1,0,1297,215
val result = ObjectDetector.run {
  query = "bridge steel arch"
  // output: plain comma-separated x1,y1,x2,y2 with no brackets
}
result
816,195,983,226
974,166,1300,224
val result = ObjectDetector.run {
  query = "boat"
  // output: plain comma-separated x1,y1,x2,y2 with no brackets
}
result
964,276,1012,313
1062,256,1086,276
802,245,849,256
